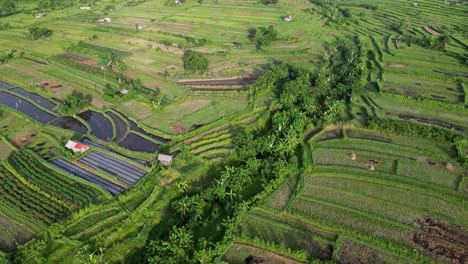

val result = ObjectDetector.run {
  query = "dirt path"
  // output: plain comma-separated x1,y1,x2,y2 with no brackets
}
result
233,242,303,264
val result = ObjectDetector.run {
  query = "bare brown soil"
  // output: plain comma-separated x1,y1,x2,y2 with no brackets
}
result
146,82,161,89
59,53,98,67
412,216,468,264
317,129,343,141
177,76,255,86
232,243,302,264
171,122,187,135
336,240,402,264
11,133,36,147
387,113,465,132
191,85,245,92
433,69,468,78
384,62,408,68
36,80,63,91
124,73,136,78
59,53,89,62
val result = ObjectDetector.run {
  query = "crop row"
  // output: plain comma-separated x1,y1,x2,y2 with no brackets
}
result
251,207,338,241
79,151,146,186
305,174,468,228
0,165,70,224
190,132,232,148
312,165,467,204
290,197,414,247
10,150,100,205
192,139,233,156
51,159,125,195
301,184,423,225
197,148,232,159
64,207,121,237
314,137,432,160
241,213,333,260
312,148,396,173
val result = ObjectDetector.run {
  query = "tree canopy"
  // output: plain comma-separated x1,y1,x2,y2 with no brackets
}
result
57,90,92,114
27,27,53,40
183,51,209,74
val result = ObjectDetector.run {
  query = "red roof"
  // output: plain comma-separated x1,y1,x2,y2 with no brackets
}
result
75,143,89,150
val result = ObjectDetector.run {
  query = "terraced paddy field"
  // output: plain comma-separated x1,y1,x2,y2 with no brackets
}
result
232,127,467,263
0,0,466,262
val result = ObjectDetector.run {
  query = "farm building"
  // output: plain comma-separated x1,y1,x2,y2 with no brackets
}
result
65,140,89,153
35,13,44,18
158,154,173,166
80,6,91,10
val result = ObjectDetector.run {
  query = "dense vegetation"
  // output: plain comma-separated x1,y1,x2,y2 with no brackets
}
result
183,51,209,74
57,90,92,114
145,36,370,263
0,0,466,263
27,27,53,40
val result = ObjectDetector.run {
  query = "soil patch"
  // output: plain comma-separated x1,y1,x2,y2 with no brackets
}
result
412,216,468,264
177,76,255,86
396,114,465,132
317,129,343,141
124,73,136,78
171,122,187,135
433,69,468,78
336,240,404,264
146,82,161,89
36,80,63,92
384,62,408,68
11,133,36,147
230,243,301,264
59,53,98,67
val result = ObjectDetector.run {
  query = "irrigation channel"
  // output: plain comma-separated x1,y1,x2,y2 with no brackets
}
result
0,80,170,195
0,80,167,153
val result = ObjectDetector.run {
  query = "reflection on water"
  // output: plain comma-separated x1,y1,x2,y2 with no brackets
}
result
118,132,160,153
78,110,113,141
51,116,88,134
11,88,57,112
0,92,56,124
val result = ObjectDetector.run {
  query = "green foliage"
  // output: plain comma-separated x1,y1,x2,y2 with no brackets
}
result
250,25,278,49
9,149,104,207
38,0,91,11
183,51,209,74
57,90,92,115
260,0,278,5
367,118,463,142
27,27,53,40
0,0,16,17
0,163,71,225
309,0,353,25
421,33,451,51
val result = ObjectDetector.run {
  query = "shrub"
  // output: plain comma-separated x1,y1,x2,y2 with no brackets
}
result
27,27,53,40
183,51,209,74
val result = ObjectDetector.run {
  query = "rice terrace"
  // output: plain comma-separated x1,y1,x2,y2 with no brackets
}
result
0,0,466,263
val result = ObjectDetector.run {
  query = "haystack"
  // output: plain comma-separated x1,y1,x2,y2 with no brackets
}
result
445,163,455,171
364,163,374,171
